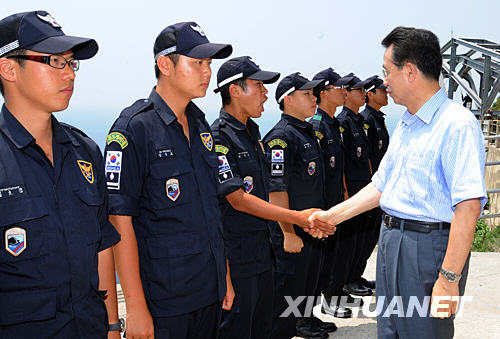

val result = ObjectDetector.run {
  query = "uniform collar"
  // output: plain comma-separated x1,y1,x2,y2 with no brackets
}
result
149,87,205,126
342,106,364,123
219,109,246,131
402,88,447,125
282,113,311,129
365,105,385,119
0,105,77,149
316,108,338,125
0,105,34,149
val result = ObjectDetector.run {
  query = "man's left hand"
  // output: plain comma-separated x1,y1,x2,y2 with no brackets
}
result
430,276,459,318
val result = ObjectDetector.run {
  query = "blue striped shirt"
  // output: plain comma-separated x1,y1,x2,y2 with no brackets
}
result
372,89,487,222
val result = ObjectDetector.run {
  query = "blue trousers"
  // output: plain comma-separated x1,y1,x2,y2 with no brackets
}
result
376,220,470,339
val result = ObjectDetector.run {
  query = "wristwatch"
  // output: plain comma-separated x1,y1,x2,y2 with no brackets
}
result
108,318,124,332
439,267,462,282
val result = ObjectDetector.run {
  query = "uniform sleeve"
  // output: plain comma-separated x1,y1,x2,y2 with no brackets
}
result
213,133,244,197
265,131,294,192
440,122,487,208
104,126,145,216
90,143,121,251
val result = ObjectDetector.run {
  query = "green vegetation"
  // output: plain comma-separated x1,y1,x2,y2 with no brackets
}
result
472,219,500,252
492,96,500,111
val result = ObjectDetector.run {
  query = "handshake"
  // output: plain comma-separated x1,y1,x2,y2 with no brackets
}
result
297,208,336,239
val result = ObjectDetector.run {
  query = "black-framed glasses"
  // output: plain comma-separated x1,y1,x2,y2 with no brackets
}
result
7,54,80,72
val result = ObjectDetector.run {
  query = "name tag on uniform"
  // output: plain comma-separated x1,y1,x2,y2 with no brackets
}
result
0,185,26,199
237,151,250,159
157,148,175,159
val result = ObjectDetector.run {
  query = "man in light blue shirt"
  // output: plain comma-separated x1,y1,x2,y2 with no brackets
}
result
310,26,486,339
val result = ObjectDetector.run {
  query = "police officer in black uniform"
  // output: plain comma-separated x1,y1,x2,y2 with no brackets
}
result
0,11,120,338
106,22,232,339
310,68,359,319
352,76,390,291
336,75,375,297
264,72,335,339
211,56,332,339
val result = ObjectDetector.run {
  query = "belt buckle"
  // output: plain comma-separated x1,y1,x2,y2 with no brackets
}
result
386,215,393,228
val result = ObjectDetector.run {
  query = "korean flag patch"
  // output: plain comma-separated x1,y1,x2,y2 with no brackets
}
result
218,155,233,183
271,149,284,176
105,151,122,190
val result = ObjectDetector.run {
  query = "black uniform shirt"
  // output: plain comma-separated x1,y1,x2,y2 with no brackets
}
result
211,110,272,278
263,114,325,212
105,89,226,317
0,105,119,338
360,105,389,172
337,106,371,195
310,108,345,207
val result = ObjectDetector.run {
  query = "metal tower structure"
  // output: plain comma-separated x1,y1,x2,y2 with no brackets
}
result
441,38,500,118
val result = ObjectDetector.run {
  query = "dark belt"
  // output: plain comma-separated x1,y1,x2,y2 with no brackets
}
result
383,214,450,233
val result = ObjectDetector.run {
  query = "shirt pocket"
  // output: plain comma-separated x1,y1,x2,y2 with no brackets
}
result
0,195,49,264
73,186,103,245
148,159,194,210
0,288,57,326
145,233,203,300
404,152,432,200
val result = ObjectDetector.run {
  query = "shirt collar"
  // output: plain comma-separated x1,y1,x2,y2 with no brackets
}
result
0,105,34,149
149,87,205,126
316,108,337,125
342,106,364,123
52,115,79,147
282,113,311,129
365,105,385,119
402,88,447,125
219,109,246,131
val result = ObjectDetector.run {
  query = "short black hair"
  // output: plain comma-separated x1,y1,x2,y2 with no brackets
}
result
366,88,376,104
154,53,179,79
220,78,247,106
381,26,442,81
0,49,27,97
313,86,322,105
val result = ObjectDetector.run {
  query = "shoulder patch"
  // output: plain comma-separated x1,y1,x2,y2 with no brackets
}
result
339,126,344,133
312,114,322,121
364,123,370,130
315,131,324,140
267,138,287,148
106,132,128,149
215,144,229,155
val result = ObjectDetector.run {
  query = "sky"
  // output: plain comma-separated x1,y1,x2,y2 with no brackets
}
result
2,0,499,148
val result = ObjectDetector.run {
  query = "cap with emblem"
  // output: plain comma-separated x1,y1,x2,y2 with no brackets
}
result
0,11,98,59
364,75,387,91
345,74,372,90
154,21,232,61
214,56,280,93
275,72,323,104
313,68,354,91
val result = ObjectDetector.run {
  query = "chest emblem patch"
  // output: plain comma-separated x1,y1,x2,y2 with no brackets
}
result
357,147,362,158
308,161,316,175
5,227,26,256
200,133,213,151
243,176,254,193
330,156,335,168
77,160,94,184
166,178,180,202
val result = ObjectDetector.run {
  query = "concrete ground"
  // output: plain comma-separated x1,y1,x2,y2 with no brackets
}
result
117,251,500,338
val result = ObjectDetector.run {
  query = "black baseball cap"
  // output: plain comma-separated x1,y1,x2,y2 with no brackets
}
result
214,56,280,93
365,75,387,91
345,74,372,90
0,11,98,59
154,21,232,61
275,72,323,104
313,68,354,90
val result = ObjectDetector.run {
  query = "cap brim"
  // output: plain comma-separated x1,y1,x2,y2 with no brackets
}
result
298,79,324,90
183,43,232,59
376,84,388,90
248,70,280,84
351,79,371,89
335,75,354,86
27,35,98,60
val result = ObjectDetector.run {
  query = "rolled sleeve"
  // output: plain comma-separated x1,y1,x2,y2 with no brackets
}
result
441,123,487,208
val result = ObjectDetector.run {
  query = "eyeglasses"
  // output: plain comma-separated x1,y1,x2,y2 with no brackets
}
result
382,68,389,78
7,54,80,72
324,86,343,91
